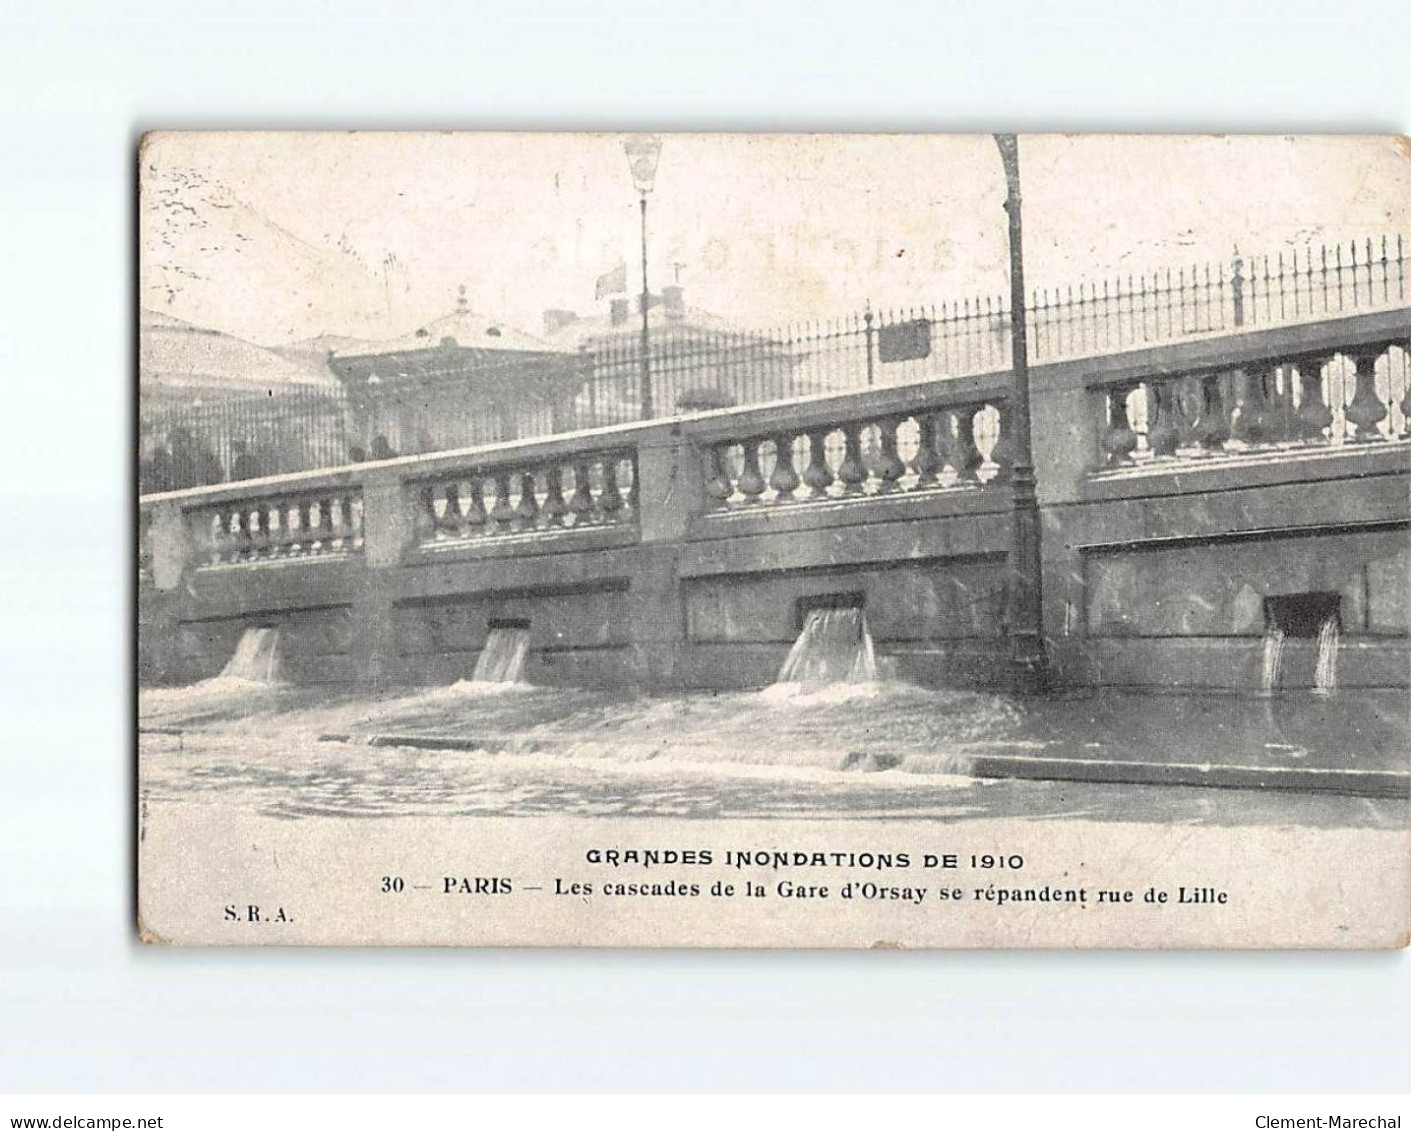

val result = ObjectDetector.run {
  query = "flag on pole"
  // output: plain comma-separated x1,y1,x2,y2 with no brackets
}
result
595,262,628,300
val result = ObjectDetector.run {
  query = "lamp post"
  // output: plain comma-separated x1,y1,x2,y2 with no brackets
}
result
993,134,1052,695
623,135,664,420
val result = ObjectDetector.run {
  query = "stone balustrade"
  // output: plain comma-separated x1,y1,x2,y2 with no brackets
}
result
699,398,1008,511
195,489,365,567
411,447,639,548
139,308,1411,585
1095,338,1411,469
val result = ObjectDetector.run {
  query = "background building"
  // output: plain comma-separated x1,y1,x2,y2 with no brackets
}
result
328,289,577,456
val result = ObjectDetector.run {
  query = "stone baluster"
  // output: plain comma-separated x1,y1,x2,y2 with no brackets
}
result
260,505,274,558
230,509,246,562
569,460,595,523
836,423,867,495
415,484,438,543
281,500,298,555
318,495,338,553
245,505,267,560
986,404,1012,478
330,496,347,552
911,413,942,488
490,472,516,531
344,493,362,551
295,498,314,554
1399,343,1411,438
1192,372,1231,451
768,433,800,501
270,503,287,556
276,503,292,556
1235,366,1278,446
238,508,253,561
203,513,218,565
463,478,487,535
287,501,306,555
213,511,234,564
1100,385,1139,465
945,406,984,483
1344,346,1389,441
259,504,278,558
231,507,248,560
801,430,834,498
624,457,640,515
437,481,460,539
598,459,623,519
1171,375,1205,450
703,445,734,506
542,466,568,527
735,440,766,503
1294,354,1333,441
1146,380,1180,458
874,419,906,493
515,472,540,529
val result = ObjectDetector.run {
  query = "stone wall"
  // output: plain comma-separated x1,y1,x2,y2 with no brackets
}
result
138,307,1411,694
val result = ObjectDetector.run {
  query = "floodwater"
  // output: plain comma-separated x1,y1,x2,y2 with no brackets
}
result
138,677,1410,828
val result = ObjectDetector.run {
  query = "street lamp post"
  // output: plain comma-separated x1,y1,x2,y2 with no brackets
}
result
993,133,1053,695
623,136,664,420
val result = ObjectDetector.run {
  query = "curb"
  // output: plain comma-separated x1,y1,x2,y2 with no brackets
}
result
960,753,1410,800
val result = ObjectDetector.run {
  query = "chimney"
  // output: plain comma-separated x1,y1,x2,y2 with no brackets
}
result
609,298,630,327
542,309,579,335
662,284,685,318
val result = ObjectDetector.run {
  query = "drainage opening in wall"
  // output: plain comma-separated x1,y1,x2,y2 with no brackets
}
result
472,618,532,685
1264,592,1341,637
1260,592,1342,694
776,591,878,689
794,591,866,631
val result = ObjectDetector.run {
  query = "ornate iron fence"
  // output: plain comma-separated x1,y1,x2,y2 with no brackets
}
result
139,234,1409,494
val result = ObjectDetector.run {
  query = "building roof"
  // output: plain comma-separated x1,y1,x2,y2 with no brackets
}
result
139,310,340,397
332,307,555,361
541,299,768,351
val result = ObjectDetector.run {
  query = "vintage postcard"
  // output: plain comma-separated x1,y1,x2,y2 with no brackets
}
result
137,132,1410,947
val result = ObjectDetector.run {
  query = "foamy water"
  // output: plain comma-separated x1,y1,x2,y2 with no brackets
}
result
138,670,1405,826
139,673,1024,780
756,679,891,705
136,727,1403,829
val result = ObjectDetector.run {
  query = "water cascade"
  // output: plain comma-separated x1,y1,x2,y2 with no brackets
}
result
1260,594,1342,695
471,625,531,685
1313,615,1340,694
220,627,283,683
1259,626,1286,696
774,607,878,692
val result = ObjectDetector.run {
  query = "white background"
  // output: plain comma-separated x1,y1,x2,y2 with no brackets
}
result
1,0,1408,1094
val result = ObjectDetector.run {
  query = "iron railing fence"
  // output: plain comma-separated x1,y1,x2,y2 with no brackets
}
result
577,234,1410,420
139,234,1409,492
139,385,351,494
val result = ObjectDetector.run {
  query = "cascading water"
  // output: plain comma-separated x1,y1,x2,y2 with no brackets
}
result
773,607,878,693
1313,615,1340,694
220,627,283,683
1259,625,1286,696
1260,594,1342,695
470,626,531,685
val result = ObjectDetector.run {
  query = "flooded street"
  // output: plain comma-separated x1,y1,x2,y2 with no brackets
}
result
138,731,1404,827
138,679,1409,828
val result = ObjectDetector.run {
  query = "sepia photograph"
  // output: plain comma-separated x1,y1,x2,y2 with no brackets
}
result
8,0,1411,1114
135,132,1410,948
